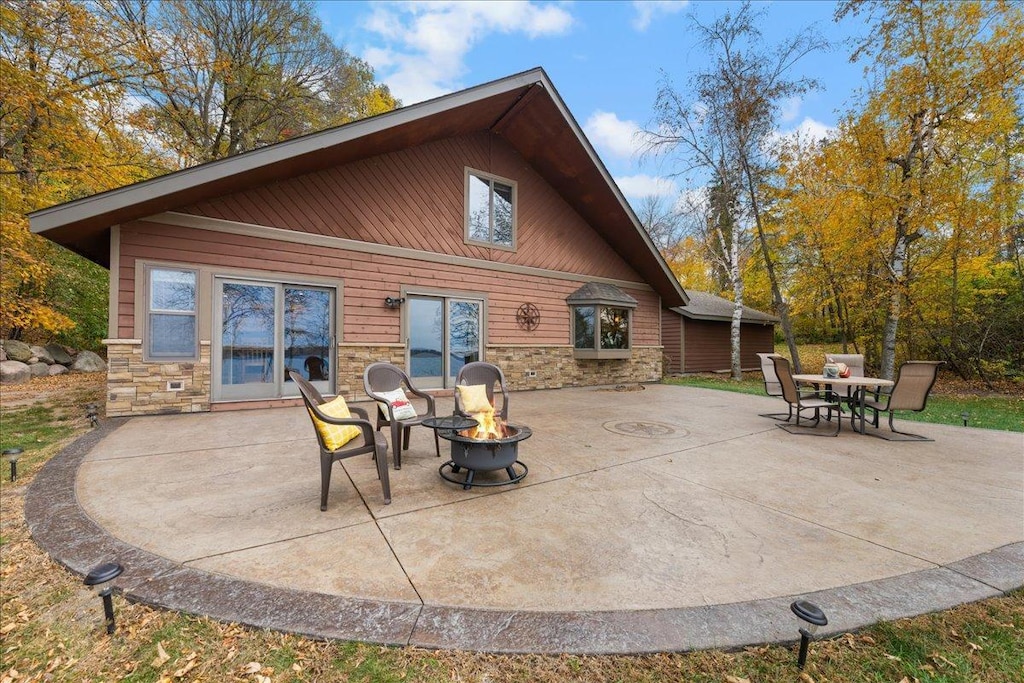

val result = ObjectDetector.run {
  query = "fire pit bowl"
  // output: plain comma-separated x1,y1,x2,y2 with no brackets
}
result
437,424,530,490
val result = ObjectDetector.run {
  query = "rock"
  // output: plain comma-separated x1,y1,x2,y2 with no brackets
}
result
31,345,55,364
2,339,33,363
45,344,73,365
0,360,31,384
0,346,6,362
71,350,107,373
29,362,49,378
48,364,68,376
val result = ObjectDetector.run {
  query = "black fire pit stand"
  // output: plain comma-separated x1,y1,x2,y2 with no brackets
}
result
428,417,530,490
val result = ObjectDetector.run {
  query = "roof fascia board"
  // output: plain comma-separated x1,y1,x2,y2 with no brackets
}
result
29,68,547,234
669,306,779,324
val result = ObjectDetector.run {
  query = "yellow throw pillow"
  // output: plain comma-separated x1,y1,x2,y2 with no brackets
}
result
457,384,493,414
311,396,362,450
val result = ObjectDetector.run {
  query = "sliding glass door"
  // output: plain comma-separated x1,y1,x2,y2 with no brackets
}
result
407,295,482,389
215,278,333,401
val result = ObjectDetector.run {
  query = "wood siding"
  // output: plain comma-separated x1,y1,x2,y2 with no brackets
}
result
661,310,682,374
681,318,775,372
181,131,641,284
117,221,661,346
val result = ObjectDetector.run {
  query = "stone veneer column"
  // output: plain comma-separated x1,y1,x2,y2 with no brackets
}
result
486,345,663,391
103,339,212,416
335,343,406,401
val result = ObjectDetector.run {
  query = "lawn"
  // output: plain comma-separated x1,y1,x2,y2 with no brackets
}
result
1,373,1022,682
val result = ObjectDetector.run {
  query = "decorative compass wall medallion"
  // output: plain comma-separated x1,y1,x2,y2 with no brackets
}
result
516,302,540,331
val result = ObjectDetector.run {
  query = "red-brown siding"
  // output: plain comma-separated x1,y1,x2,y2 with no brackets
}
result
661,310,682,373
681,318,775,372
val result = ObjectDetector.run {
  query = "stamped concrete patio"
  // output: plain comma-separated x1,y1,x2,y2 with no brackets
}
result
26,384,1024,654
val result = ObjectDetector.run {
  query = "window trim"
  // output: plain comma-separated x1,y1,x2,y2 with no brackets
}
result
570,304,633,360
145,265,199,362
464,167,517,251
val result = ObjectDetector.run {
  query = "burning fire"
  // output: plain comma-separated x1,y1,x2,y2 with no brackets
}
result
462,409,510,440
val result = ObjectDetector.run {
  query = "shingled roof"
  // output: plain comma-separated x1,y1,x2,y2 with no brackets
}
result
672,290,779,324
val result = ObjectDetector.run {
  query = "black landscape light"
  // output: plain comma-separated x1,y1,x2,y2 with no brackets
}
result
791,599,828,669
86,403,100,428
84,562,124,634
961,411,970,427
3,448,23,482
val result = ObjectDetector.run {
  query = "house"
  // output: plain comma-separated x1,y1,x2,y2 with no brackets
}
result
30,67,691,416
662,291,779,374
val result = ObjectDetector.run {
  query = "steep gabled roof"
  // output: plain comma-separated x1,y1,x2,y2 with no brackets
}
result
672,290,779,324
28,67,687,307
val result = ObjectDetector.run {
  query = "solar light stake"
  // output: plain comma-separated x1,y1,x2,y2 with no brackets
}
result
791,599,828,669
961,411,969,427
3,448,23,482
84,563,124,634
86,403,99,428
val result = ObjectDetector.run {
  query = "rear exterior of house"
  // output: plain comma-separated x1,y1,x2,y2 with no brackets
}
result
31,69,688,416
662,292,778,374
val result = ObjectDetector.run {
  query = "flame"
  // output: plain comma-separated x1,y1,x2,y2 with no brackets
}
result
462,408,509,440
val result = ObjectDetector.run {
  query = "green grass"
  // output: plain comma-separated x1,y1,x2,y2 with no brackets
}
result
663,375,1024,433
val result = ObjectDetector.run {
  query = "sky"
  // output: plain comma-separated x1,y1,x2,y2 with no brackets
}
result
315,0,870,203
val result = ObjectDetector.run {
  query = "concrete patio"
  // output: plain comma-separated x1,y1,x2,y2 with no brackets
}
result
26,384,1024,654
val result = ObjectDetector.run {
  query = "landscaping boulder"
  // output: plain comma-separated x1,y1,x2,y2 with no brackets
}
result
0,360,31,384
48,364,69,376
2,339,33,363
31,345,55,364
29,362,49,378
71,350,107,373
45,343,73,365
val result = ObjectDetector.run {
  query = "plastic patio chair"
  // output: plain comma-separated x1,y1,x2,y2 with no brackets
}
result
771,356,842,436
454,361,510,421
861,361,944,441
290,371,391,509
363,363,439,469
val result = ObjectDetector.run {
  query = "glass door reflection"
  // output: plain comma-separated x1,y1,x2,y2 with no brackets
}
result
220,281,276,400
408,297,444,388
448,299,480,386
283,287,332,395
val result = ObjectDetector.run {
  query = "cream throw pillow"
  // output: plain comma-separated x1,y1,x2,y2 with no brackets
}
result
457,384,493,414
311,396,362,450
376,388,417,420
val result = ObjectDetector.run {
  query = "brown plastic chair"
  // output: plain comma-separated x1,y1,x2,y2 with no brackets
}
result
756,352,790,421
454,361,510,421
363,363,439,469
771,356,842,436
862,361,944,441
290,371,390,509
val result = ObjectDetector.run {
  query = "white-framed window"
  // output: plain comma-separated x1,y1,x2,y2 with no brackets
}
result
465,168,516,250
147,266,197,360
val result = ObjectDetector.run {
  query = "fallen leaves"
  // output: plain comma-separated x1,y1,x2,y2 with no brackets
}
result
152,641,170,667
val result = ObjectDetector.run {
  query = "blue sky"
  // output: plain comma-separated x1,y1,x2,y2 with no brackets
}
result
315,1,869,201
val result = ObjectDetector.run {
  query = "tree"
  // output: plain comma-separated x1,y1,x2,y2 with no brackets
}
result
645,2,825,377
106,0,398,165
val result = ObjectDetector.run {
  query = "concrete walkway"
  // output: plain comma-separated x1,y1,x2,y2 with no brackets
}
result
26,384,1024,653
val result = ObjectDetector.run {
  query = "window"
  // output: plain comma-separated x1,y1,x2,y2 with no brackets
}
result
148,267,197,360
466,169,515,249
566,282,637,359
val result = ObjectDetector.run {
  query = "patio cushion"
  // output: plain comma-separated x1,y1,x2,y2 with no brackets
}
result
457,384,492,414
311,396,361,450
376,388,417,420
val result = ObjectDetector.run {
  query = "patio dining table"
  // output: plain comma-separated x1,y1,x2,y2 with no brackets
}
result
792,374,895,434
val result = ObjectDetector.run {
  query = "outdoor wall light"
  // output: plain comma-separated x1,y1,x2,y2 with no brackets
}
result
384,296,405,309
791,599,828,669
3,447,23,482
86,403,99,428
84,562,124,634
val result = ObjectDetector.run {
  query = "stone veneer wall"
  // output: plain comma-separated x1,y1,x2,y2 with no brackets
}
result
104,339,212,416
335,343,406,401
487,345,662,391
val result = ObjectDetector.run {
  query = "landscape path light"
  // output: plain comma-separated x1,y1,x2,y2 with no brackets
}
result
961,411,970,427
790,599,828,669
84,562,124,634
3,447,23,482
86,403,100,428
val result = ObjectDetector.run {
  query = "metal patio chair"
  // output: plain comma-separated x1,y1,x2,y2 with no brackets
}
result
291,371,390,510
756,352,791,421
363,363,439,469
772,356,842,436
861,361,944,441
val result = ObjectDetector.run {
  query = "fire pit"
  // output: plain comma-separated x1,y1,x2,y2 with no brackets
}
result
436,418,530,490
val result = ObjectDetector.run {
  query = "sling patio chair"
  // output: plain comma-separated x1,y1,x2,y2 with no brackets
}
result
771,356,843,436
825,352,865,412
454,361,510,422
363,362,439,469
290,371,391,510
756,352,791,421
861,361,944,441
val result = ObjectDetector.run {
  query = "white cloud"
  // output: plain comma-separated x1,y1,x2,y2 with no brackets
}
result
779,96,802,124
631,0,688,32
616,174,678,199
584,110,646,160
789,117,835,143
360,1,574,104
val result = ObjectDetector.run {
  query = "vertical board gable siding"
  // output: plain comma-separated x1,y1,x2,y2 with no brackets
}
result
180,131,641,283
661,310,682,374
117,221,660,346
